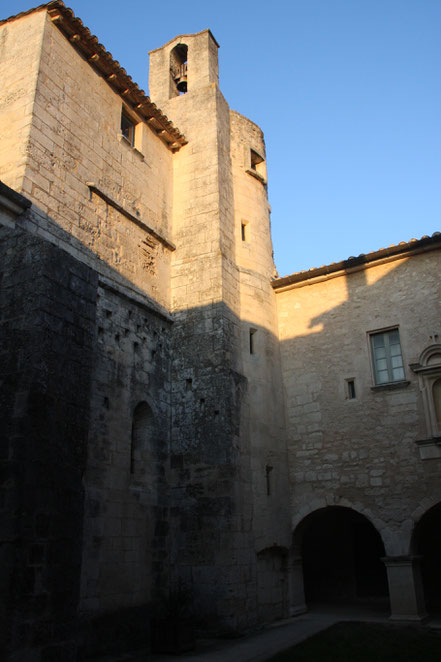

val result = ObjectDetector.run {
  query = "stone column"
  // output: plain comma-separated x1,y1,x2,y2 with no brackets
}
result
288,557,307,616
382,556,427,621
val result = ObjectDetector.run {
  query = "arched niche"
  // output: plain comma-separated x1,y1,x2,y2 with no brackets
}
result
130,401,155,479
169,44,188,97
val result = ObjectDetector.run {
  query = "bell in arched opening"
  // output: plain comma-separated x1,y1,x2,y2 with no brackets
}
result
174,62,187,93
170,43,188,96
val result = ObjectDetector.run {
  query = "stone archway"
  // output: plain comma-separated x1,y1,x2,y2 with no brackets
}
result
412,502,441,615
293,506,389,608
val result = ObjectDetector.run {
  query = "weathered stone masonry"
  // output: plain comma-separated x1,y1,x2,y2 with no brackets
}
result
0,2,440,660
1,192,97,660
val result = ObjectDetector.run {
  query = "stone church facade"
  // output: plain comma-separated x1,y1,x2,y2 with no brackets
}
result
0,2,440,660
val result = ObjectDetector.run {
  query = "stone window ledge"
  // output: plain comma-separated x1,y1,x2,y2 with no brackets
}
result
371,380,410,392
117,133,145,161
416,437,441,460
246,168,266,185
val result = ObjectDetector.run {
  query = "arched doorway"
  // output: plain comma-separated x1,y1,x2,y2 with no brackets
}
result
295,506,388,607
413,502,441,615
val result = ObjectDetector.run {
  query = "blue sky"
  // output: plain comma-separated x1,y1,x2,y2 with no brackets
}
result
4,0,440,276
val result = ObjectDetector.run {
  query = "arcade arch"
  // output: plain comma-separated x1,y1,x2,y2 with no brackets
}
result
412,501,441,615
292,506,389,610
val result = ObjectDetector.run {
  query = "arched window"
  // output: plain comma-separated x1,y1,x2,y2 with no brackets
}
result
169,44,188,97
131,401,155,476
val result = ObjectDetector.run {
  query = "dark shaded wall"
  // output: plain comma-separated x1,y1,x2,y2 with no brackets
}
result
79,282,172,657
0,224,97,661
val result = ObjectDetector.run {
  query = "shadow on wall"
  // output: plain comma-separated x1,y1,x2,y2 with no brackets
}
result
276,248,441,615
2,189,441,657
1,194,291,655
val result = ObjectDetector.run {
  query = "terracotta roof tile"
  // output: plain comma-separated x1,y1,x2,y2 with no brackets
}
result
273,232,441,289
0,1,187,151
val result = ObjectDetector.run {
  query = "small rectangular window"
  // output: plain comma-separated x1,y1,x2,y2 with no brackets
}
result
370,328,405,385
249,328,257,354
241,222,248,242
247,149,267,183
121,111,135,146
250,149,264,171
347,379,356,399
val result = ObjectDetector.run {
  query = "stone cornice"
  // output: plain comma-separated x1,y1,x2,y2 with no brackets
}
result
86,182,176,252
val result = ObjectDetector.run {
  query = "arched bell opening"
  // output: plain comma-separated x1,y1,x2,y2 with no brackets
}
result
412,502,441,616
170,44,188,96
295,506,389,611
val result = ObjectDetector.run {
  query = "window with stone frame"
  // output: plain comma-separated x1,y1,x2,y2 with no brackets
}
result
370,328,405,385
410,344,441,439
121,110,135,146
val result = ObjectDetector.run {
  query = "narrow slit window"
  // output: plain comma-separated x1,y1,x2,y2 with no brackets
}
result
249,328,257,354
241,222,248,242
265,465,273,496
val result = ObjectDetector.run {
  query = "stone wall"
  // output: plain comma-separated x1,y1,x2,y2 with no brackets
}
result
0,10,47,191
0,9,174,309
276,249,441,554
0,217,96,661
230,110,290,563
2,2,439,651
79,282,172,656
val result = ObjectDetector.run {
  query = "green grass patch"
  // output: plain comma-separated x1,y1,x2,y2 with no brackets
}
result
266,622,441,662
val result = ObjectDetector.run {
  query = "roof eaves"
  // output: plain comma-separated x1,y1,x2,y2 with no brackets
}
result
0,1,55,26
1,1,187,152
272,232,441,290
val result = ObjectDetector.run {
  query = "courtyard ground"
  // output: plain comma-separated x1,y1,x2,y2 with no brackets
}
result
90,604,441,662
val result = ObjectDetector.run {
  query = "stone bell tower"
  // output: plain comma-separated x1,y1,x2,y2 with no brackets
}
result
149,29,219,103
149,31,290,631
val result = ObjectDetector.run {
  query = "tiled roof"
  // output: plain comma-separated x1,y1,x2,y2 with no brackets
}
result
0,1,187,151
273,232,441,289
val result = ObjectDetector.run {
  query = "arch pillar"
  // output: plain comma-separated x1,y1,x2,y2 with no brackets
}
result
288,555,307,616
382,555,427,621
